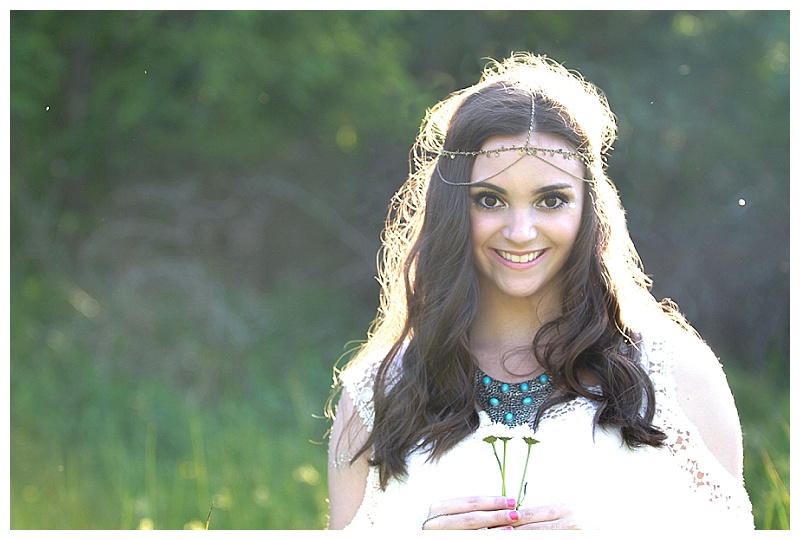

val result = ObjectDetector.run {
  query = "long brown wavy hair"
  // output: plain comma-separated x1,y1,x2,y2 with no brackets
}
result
332,53,683,489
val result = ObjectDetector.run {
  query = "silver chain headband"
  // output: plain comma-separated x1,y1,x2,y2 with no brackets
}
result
434,93,593,186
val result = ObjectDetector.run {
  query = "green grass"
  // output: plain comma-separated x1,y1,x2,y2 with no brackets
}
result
9,270,790,529
10,273,354,529
726,353,790,530
11,389,332,529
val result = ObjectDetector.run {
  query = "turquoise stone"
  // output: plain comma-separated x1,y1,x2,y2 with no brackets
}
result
475,367,555,427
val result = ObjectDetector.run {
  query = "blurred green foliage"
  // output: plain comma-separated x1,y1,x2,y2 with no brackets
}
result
10,10,789,529
11,278,345,528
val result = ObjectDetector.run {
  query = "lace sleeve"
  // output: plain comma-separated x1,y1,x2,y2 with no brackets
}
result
337,344,404,433
338,355,381,433
641,324,754,528
335,346,406,529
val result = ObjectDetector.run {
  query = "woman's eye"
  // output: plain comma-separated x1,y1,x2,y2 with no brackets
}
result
541,194,567,209
478,194,503,208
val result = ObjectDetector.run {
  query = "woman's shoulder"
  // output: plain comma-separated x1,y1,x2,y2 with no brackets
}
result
634,309,732,416
636,310,745,481
338,342,405,389
337,341,406,429
631,306,714,367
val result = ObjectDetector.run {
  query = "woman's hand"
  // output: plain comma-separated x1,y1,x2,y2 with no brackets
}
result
421,496,520,530
511,502,583,529
422,498,583,530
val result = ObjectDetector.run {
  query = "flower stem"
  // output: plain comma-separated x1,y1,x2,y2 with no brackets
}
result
501,438,508,497
516,442,533,509
489,441,503,495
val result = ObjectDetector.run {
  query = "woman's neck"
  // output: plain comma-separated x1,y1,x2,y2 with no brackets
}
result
469,289,561,381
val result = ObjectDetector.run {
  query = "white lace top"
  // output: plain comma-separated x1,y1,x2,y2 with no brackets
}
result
337,317,754,530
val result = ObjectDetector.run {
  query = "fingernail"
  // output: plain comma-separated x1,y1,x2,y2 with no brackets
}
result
506,498,517,508
501,526,514,530
508,510,520,521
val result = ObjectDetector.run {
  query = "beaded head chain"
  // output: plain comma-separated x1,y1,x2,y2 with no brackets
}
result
435,92,594,186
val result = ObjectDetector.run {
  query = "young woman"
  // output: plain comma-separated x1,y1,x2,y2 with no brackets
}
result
326,53,753,530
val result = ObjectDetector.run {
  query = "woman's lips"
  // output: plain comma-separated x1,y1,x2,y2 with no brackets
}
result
493,248,545,265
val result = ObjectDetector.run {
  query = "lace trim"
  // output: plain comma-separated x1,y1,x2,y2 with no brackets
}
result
354,467,383,526
538,393,597,423
339,359,379,434
329,450,355,470
641,328,752,520
338,345,403,434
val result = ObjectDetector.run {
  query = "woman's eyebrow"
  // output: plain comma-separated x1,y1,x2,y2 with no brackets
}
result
468,181,577,195
468,181,507,194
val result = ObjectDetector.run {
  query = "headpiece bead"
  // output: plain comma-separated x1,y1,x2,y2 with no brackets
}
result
434,91,593,186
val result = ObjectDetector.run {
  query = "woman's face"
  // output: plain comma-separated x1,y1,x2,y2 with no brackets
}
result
468,133,585,310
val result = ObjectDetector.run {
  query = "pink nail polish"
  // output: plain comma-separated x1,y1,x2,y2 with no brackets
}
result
506,498,516,508
501,526,514,530
508,510,520,521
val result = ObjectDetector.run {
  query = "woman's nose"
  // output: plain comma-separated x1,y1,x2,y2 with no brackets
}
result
503,207,538,244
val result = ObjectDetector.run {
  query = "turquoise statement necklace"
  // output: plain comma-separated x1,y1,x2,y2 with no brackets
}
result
475,368,556,426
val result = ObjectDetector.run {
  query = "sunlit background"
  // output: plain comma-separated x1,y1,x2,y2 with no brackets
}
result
10,11,789,529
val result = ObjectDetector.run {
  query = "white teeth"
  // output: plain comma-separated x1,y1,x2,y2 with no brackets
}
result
497,250,541,263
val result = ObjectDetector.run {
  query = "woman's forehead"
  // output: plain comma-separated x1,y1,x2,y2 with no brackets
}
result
469,133,587,186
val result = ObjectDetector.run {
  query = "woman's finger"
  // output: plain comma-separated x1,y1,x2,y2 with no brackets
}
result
422,508,521,530
513,503,583,530
428,495,516,517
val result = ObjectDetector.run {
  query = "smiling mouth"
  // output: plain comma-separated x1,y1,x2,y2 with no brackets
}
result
495,249,544,264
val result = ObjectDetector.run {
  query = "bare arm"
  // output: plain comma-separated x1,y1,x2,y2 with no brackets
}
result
327,389,370,529
671,336,744,480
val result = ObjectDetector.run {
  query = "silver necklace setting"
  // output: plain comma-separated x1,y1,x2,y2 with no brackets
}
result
475,368,556,427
